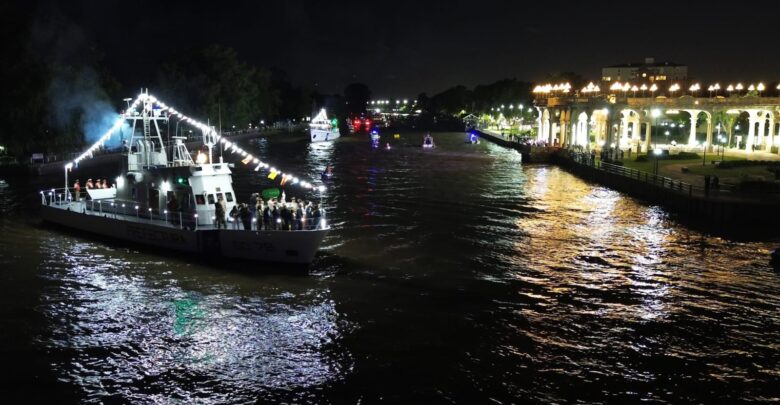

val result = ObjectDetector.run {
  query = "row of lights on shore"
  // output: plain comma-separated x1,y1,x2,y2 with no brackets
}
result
65,92,323,192
532,83,572,94
567,81,780,97
369,99,414,105
489,104,534,112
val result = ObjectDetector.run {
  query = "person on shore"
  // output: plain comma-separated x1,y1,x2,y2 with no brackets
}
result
215,196,227,229
73,179,81,202
86,178,94,189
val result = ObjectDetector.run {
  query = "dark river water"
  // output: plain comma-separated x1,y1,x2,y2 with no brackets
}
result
1,132,779,403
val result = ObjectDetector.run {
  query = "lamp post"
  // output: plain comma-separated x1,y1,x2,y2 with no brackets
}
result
651,109,661,152
701,142,707,166
653,148,662,175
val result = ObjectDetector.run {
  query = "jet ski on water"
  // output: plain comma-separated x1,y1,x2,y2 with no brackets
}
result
321,165,334,181
422,134,435,148
467,132,480,144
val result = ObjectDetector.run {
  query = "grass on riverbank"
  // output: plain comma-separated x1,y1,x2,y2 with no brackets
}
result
617,153,780,185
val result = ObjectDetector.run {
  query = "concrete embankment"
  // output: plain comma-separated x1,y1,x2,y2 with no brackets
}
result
553,155,780,236
473,129,558,163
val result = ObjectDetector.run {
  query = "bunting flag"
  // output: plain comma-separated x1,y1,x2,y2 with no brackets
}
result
280,174,289,186
267,170,278,180
241,155,252,164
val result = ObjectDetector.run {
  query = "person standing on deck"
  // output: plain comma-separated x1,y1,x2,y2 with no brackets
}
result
215,196,227,229
239,203,252,230
73,180,81,202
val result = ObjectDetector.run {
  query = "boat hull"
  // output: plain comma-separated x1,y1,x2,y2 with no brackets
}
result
310,129,340,143
41,205,328,265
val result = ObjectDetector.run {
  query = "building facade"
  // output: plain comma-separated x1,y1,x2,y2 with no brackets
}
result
602,57,688,84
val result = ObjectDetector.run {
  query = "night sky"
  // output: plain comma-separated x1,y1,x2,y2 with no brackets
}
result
17,0,780,96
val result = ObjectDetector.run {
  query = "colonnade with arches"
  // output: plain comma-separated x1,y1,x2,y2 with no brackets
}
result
534,98,780,153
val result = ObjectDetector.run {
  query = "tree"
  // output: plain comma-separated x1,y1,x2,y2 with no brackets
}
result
156,45,279,131
343,83,371,115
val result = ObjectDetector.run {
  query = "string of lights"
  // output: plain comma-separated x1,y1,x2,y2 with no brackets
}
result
65,92,324,192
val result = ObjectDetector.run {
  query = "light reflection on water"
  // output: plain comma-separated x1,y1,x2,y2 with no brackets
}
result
36,238,351,403
0,132,779,403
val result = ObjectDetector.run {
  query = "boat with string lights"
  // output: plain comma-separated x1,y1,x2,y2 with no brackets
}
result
39,90,330,266
309,108,340,142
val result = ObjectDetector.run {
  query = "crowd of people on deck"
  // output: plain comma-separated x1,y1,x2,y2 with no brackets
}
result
71,178,113,201
211,192,325,231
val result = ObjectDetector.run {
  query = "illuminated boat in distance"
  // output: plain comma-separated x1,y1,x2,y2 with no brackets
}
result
40,90,330,266
310,108,340,142
422,134,435,148
468,132,480,144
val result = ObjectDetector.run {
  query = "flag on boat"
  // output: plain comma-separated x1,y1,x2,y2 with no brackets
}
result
268,170,278,180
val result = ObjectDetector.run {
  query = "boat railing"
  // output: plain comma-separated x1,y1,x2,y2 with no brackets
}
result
41,187,329,231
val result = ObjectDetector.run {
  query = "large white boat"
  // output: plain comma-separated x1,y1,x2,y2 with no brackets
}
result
40,90,330,266
309,108,340,142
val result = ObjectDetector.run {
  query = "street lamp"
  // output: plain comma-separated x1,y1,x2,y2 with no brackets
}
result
701,141,707,166
669,83,680,97
650,83,658,98
651,109,662,152
653,148,662,175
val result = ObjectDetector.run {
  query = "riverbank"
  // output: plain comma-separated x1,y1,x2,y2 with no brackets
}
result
475,129,780,236
474,128,558,163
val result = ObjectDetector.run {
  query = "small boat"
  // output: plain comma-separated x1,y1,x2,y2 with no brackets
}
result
422,134,435,148
468,132,480,144
321,166,334,180
310,108,340,143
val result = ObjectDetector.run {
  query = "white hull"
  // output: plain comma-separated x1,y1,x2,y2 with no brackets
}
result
41,205,328,265
310,129,340,143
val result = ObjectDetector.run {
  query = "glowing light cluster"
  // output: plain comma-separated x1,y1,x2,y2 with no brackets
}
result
581,82,601,93
533,83,571,94
65,92,325,192
148,94,324,192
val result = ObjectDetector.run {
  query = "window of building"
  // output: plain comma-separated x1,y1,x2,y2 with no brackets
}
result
207,194,215,204
225,192,234,202
656,75,667,81
195,195,205,205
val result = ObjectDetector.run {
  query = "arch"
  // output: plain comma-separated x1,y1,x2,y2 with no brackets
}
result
576,111,589,147
540,108,551,143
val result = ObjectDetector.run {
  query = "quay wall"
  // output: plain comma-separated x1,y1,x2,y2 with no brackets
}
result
475,128,780,236
553,156,780,236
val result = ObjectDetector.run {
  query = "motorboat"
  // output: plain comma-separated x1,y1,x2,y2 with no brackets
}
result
310,108,340,142
422,134,435,148
40,90,330,266
321,166,334,181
